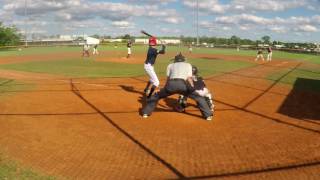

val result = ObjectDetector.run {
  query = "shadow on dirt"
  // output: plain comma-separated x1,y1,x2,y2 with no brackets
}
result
119,85,203,119
278,78,320,120
199,57,223,61
119,85,146,115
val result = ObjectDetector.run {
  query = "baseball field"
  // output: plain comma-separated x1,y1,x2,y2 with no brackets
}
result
0,45,319,179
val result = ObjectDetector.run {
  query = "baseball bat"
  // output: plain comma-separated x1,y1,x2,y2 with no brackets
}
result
140,30,154,37
141,30,165,44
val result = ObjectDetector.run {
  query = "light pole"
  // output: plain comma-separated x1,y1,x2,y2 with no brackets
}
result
24,0,28,47
196,0,199,47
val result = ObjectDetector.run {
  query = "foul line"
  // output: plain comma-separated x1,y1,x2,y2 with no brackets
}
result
242,62,302,109
182,159,320,179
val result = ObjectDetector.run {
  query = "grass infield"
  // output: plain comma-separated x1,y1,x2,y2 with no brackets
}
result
0,58,255,78
267,68,320,92
0,79,34,97
0,153,56,180
1,45,319,64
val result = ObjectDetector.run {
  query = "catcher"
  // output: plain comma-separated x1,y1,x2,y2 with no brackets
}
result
142,53,213,121
177,65,214,112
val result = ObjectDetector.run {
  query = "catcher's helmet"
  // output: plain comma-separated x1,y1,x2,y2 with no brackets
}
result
192,65,198,75
149,37,157,46
174,52,186,62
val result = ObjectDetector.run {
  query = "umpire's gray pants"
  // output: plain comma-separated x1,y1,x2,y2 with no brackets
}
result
142,79,212,118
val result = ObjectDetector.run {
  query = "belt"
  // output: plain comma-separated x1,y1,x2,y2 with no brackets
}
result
170,78,185,81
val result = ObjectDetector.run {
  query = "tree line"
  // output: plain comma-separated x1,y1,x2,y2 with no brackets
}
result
0,22,317,49
179,35,317,49
0,22,21,46
115,34,317,49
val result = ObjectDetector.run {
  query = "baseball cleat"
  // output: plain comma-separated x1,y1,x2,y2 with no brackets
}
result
174,106,185,113
144,89,150,96
206,116,213,121
142,114,149,118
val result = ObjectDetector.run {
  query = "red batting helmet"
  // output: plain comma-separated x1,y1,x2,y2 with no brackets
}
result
149,37,157,46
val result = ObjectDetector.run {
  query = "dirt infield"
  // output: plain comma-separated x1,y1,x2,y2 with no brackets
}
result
0,54,319,179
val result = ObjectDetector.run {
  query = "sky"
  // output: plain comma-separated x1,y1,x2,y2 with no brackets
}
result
0,0,320,42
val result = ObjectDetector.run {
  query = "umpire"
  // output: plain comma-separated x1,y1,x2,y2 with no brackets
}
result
142,53,213,121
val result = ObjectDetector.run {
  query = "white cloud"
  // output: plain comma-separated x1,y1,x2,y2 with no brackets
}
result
210,13,320,35
160,27,180,34
1,0,182,23
55,13,72,21
222,26,231,31
199,21,215,28
0,0,320,40
128,0,177,5
215,14,272,25
230,0,308,12
182,0,316,14
294,25,318,32
111,21,135,29
182,0,228,14
239,25,251,31
269,26,287,33
312,15,320,23
161,17,184,24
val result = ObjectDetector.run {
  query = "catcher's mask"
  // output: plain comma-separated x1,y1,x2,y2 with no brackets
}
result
149,37,157,46
174,52,186,62
192,65,198,75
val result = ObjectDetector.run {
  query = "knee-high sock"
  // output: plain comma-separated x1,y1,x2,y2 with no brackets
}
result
144,81,152,92
147,85,156,98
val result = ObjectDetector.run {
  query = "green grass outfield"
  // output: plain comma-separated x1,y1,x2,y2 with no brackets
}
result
0,58,255,78
267,68,320,92
0,152,56,180
1,45,320,64
0,45,319,90
0,78,35,100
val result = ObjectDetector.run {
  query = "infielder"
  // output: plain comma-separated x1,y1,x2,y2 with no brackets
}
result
177,65,214,112
267,46,272,61
143,37,166,98
188,44,193,53
127,40,132,58
82,43,90,57
93,44,99,55
255,49,264,61
142,53,213,121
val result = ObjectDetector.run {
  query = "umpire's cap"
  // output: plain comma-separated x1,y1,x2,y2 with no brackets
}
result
174,52,186,62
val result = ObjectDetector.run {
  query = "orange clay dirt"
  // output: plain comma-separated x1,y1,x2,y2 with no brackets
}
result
0,50,319,179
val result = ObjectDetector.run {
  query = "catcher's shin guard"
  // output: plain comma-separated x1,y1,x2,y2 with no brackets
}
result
178,95,187,108
205,96,214,111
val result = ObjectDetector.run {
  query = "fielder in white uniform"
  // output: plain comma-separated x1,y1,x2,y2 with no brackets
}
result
255,49,264,61
267,46,272,61
93,44,99,55
127,40,132,58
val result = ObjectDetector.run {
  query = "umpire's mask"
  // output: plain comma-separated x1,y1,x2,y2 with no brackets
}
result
174,52,186,63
